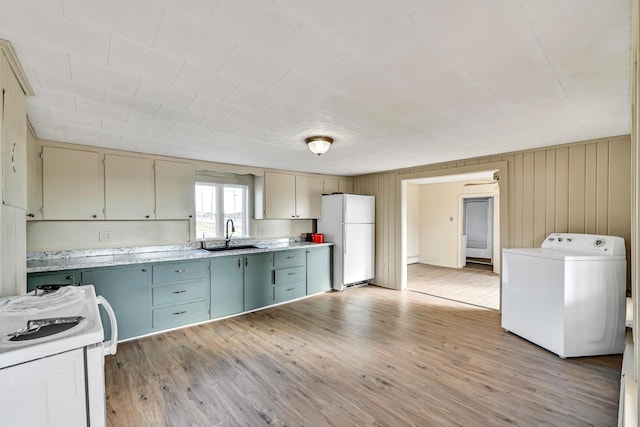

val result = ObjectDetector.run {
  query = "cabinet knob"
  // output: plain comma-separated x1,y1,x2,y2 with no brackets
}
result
92,214,97,218
142,268,148,272
145,215,150,219
189,215,193,218
26,213,35,218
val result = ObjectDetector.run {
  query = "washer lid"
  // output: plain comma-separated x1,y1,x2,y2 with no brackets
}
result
503,247,626,261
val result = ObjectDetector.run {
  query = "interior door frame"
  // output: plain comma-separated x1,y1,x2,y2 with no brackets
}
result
458,193,499,274
399,161,508,303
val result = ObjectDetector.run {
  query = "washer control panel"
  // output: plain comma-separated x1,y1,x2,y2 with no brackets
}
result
541,233,626,256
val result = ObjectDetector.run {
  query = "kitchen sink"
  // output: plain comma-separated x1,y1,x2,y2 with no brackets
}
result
202,245,261,252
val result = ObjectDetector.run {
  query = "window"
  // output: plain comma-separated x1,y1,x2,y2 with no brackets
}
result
195,182,248,239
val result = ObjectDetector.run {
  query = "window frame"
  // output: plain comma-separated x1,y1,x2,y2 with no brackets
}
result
195,180,250,239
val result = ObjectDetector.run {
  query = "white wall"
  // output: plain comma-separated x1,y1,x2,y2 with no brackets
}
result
418,182,461,268
418,181,499,270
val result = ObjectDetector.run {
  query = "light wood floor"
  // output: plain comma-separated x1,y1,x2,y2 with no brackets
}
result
408,263,500,310
104,286,621,426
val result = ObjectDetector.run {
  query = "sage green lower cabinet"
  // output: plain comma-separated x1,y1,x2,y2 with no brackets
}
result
273,249,306,303
210,256,243,318
81,265,150,341
243,253,274,311
150,260,209,330
306,246,332,294
27,270,81,291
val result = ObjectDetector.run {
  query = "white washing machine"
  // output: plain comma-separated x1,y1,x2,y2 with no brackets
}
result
502,233,626,358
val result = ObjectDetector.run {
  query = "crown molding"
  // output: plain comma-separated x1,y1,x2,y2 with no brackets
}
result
0,38,35,96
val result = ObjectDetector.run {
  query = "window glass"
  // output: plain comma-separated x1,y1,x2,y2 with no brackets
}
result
195,182,248,239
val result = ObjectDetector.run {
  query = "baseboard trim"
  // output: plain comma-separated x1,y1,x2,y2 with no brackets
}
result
407,256,420,264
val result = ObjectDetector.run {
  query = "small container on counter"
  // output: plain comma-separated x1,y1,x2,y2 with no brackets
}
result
311,233,324,243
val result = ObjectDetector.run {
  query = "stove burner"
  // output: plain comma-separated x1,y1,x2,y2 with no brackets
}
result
8,317,84,341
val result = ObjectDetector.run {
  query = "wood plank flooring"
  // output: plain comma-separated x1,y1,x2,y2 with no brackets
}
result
105,286,621,426
408,263,500,310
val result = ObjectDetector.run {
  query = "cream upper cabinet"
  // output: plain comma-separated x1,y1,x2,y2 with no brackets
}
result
323,178,339,194
155,159,195,220
42,146,103,220
104,154,155,220
1,54,27,210
26,131,41,220
295,175,322,218
263,171,322,219
339,178,353,194
264,171,296,219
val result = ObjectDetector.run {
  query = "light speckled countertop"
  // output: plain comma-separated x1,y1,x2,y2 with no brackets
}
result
27,240,333,273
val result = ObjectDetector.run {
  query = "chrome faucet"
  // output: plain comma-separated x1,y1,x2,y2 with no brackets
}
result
225,219,235,247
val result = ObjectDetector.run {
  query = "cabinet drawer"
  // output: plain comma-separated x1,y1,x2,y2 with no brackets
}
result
273,250,305,268
152,280,207,307
152,260,208,284
274,265,306,285
274,281,306,302
152,300,208,329
27,271,79,292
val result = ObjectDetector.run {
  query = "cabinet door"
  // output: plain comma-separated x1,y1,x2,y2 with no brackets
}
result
42,147,103,220
82,265,150,341
2,55,27,210
323,178,339,195
339,179,353,193
295,175,322,218
210,256,243,318
264,171,295,219
26,131,42,220
243,253,273,311
155,160,195,220
105,154,155,220
306,246,332,294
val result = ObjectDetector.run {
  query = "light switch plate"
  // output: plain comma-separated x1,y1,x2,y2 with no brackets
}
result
99,231,112,242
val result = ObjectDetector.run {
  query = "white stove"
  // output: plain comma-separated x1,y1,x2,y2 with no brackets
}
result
0,285,117,426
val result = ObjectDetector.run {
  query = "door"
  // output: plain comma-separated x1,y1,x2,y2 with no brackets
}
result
104,154,155,220
306,246,332,294
210,256,243,318
155,159,195,219
82,266,150,341
243,253,273,311
344,194,375,224
343,223,374,285
463,197,493,261
42,147,103,220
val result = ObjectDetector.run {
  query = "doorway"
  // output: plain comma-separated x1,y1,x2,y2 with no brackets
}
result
402,168,502,310
462,196,494,267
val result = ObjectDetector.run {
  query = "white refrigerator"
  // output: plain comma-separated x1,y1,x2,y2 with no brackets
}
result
317,194,375,291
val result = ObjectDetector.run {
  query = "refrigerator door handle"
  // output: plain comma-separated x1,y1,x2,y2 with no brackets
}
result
344,228,347,254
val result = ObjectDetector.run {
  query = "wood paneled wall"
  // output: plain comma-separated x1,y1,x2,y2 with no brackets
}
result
354,135,631,290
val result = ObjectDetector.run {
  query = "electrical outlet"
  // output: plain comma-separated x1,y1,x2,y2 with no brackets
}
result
99,231,112,242
257,226,264,235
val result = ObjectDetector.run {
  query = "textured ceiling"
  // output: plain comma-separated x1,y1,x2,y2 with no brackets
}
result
0,0,631,176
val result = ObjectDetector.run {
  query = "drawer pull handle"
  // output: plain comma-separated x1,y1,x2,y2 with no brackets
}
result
172,290,187,294
173,310,187,315
174,269,186,273
286,288,294,291
286,256,294,259
287,272,295,276
65,275,73,280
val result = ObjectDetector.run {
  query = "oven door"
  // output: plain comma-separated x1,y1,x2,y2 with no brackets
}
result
0,348,88,427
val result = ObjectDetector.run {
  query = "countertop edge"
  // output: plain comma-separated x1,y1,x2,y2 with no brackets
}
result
27,242,334,273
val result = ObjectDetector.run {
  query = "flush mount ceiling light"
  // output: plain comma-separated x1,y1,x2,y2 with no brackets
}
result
305,135,334,156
